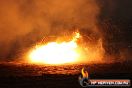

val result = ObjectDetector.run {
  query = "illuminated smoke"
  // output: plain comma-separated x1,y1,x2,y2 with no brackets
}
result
0,0,100,61
1,0,130,63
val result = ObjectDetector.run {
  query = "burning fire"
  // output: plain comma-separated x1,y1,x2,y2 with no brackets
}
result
28,32,81,65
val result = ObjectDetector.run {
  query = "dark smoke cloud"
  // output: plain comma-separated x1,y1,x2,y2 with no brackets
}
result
98,0,132,61
0,0,100,60
99,0,132,20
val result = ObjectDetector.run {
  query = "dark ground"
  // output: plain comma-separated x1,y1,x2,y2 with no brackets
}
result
0,61,131,88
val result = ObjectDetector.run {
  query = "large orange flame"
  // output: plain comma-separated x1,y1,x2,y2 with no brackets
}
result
28,32,81,65
25,30,105,65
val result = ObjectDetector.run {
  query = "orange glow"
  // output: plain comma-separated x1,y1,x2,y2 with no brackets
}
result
28,32,81,65
26,31,105,65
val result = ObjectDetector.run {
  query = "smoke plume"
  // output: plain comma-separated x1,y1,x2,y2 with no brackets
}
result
1,0,131,63
0,0,100,61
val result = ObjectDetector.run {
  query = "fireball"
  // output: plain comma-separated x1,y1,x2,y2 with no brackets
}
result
28,32,81,65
